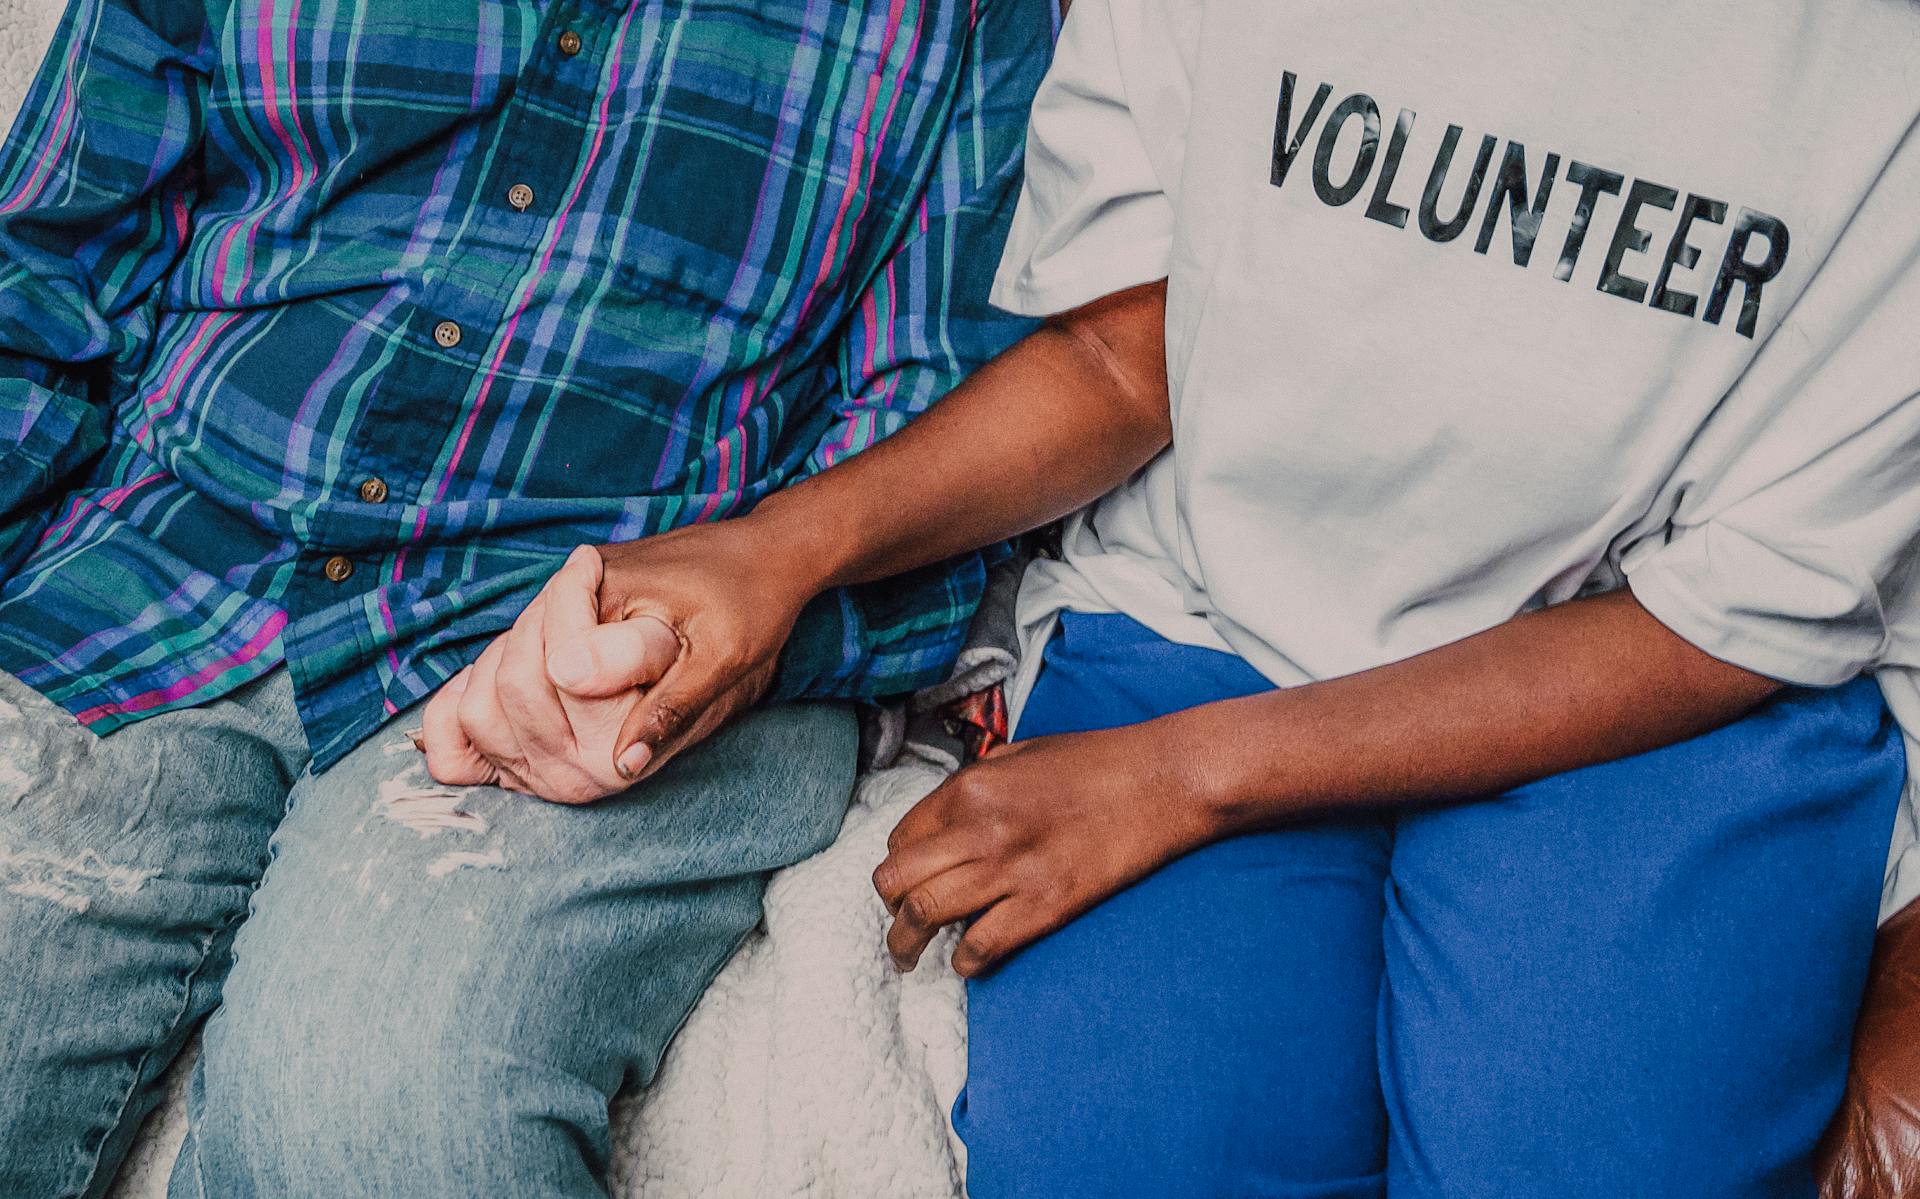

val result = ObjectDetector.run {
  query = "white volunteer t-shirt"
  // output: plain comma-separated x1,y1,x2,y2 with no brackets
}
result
994,0,1920,915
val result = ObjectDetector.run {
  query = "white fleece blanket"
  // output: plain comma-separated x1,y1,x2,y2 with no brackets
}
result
1,6,971,1194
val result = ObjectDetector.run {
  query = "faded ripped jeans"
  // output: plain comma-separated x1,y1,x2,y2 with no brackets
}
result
0,667,856,1198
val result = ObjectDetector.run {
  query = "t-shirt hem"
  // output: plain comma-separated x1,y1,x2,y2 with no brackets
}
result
1627,568,1863,690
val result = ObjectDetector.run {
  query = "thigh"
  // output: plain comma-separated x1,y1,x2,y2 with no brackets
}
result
961,825,1393,1199
961,613,1392,1199
0,670,302,1199
1382,678,1907,1199
180,699,857,1199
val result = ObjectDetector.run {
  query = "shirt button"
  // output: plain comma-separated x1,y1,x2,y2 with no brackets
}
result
432,320,462,349
323,555,355,584
357,477,389,504
558,29,583,56
507,183,536,212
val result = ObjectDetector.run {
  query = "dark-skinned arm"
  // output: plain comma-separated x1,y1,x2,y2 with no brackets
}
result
750,281,1174,620
872,588,1780,975
723,285,1784,978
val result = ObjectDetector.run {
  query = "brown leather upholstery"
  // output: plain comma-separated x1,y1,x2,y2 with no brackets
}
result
1820,900,1920,1197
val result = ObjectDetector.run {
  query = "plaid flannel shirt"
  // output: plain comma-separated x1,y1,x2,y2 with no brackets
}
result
0,0,1047,768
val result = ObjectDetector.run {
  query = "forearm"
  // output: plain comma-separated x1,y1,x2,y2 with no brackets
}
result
748,281,1171,595
1169,589,1786,836
873,586,1794,976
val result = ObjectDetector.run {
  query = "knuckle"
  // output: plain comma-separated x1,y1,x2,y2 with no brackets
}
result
1012,856,1058,897
886,820,912,854
649,701,694,740
1033,878,1072,913
901,889,940,929
1027,858,1076,903
954,934,996,974
976,813,1016,853
951,773,1007,818
491,669,538,712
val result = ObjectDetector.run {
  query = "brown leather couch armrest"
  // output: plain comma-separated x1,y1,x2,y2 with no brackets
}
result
1820,900,1920,1197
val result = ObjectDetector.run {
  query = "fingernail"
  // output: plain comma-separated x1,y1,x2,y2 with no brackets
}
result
615,743,652,780
405,727,425,752
547,645,593,690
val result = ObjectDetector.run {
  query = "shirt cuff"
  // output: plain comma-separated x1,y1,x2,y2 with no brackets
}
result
768,589,859,702
1625,523,1886,688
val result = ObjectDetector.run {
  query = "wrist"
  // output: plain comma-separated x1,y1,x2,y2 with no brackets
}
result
1155,697,1296,842
764,593,834,696
740,484,866,601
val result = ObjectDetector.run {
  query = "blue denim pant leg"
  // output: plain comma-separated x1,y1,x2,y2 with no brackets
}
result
959,613,1906,1199
171,697,856,1199
0,670,307,1199
958,614,1394,1199
1381,675,1906,1199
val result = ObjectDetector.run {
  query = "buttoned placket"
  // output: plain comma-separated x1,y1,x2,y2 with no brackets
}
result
290,2,625,742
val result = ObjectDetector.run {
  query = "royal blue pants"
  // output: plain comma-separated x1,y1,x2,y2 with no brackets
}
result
955,613,1907,1199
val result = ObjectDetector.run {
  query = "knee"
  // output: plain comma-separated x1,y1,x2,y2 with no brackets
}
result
192,997,473,1181
189,972,607,1195
959,962,1385,1199
958,1053,1388,1199
956,832,1392,1199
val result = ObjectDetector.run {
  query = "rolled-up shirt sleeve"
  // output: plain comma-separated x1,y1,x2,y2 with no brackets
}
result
1627,415,1919,686
988,0,1188,318
1626,117,1920,686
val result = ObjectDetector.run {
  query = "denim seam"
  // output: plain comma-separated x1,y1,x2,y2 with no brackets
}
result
66,904,248,1199
643,917,767,1095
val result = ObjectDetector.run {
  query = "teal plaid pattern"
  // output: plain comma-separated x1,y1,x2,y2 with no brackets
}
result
0,0,1046,768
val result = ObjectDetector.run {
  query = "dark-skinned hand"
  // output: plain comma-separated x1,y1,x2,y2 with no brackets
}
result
872,720,1214,977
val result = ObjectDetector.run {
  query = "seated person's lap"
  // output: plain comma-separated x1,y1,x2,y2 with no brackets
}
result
959,612,1905,1199
0,668,855,1199
181,691,854,1196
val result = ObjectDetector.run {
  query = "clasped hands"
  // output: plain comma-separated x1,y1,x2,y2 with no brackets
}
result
420,521,806,804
